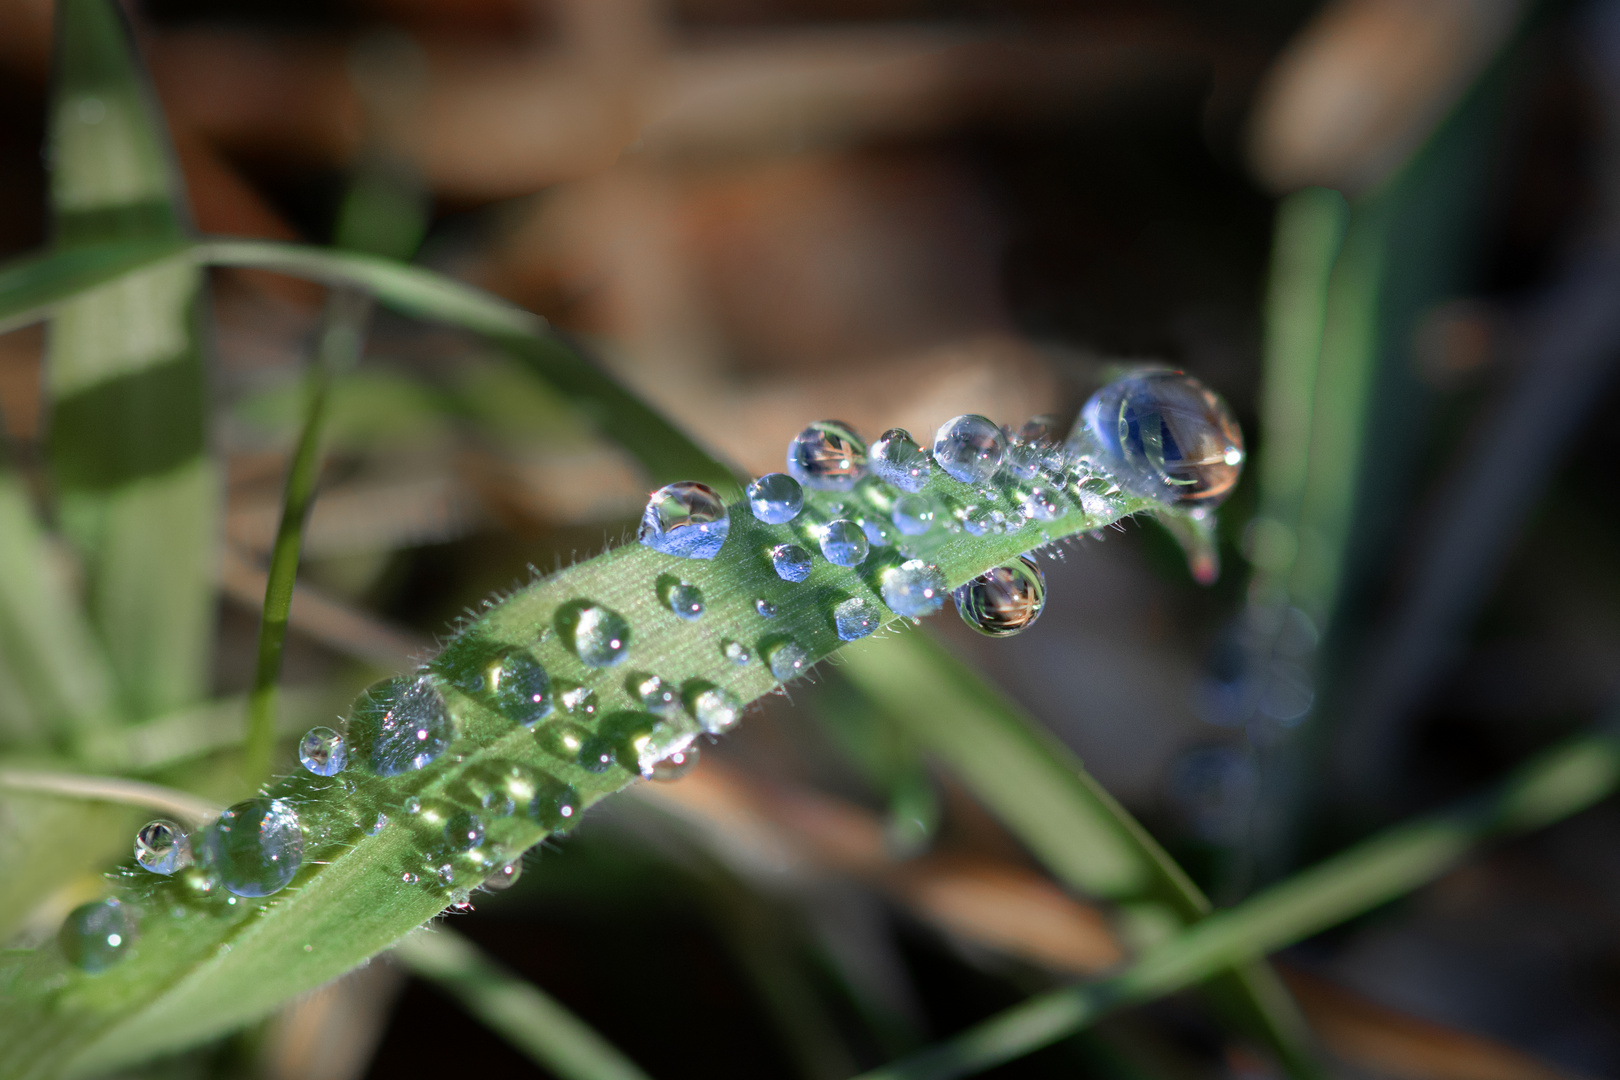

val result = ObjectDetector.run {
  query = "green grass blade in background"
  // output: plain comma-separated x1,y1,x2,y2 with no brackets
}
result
851,731,1620,1080
837,631,1320,1077
0,240,192,337
45,0,217,721
394,928,654,1080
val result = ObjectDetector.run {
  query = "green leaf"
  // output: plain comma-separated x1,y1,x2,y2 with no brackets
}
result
0,241,191,337
848,731,1620,1080
45,0,216,721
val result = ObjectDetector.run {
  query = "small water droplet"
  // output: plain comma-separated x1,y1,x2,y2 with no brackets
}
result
960,506,995,535
766,639,811,683
834,597,879,641
197,798,304,898
527,775,581,830
722,639,751,665
651,744,700,781
747,472,805,524
755,598,777,618
787,421,868,491
869,428,933,492
558,602,631,667
686,683,742,734
436,864,456,887
403,796,422,815
368,812,389,836
659,579,705,621
349,676,452,776
134,820,191,876
1018,486,1062,522
604,712,696,778
632,673,680,715
556,681,597,717
402,872,420,885
1071,371,1243,506
954,555,1046,637
891,494,934,535
482,861,522,891
298,726,347,776
933,415,1006,484
639,481,730,559
859,516,895,548
770,543,813,582
818,520,869,567
442,811,485,853
880,560,946,617
59,898,137,973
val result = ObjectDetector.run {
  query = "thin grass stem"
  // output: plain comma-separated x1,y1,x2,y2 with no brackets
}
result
0,768,222,824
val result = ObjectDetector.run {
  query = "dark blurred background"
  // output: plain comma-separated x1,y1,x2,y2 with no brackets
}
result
4,0,1620,1077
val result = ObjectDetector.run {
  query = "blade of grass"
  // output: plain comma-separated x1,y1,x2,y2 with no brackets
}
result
0,240,192,336
46,0,217,721
848,731,1620,1080
837,629,1321,1078
0,768,221,825
392,927,654,1080
242,287,372,787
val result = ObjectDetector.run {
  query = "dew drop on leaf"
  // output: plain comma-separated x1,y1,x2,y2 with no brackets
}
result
638,481,730,559
349,676,452,776
134,819,190,876
197,798,304,898
526,775,581,830
869,428,932,492
632,673,679,715
818,520,869,567
651,744,700,781
558,602,631,668
747,472,804,524
770,543,813,582
482,861,522,891
486,651,552,726
442,811,484,853
834,597,878,641
755,598,777,618
687,683,742,734
660,580,705,621
880,559,946,617
933,415,1006,484
298,726,347,776
766,639,811,683
1071,370,1243,507
59,898,137,973
787,421,868,492
891,494,934,535
954,555,1047,637
722,639,751,665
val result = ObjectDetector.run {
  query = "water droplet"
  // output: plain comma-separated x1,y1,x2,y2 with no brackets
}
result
638,481,730,559
632,673,680,715
487,651,553,726
818,520,869,567
891,494,935,535
755,598,777,618
537,721,590,762
722,639,751,665
527,775,581,830
787,420,868,492
402,872,420,885
368,812,389,836
659,579,705,621
770,543,813,582
59,898,137,973
960,506,995,535
869,428,932,492
134,820,191,876
298,726,347,776
834,597,879,641
483,862,522,891
686,683,742,734
954,555,1046,637
600,712,695,778
403,796,422,815
442,811,485,853
349,676,452,776
1072,371,1243,506
1018,486,1062,522
879,560,946,617
556,681,597,717
747,473,805,524
766,639,811,683
651,744,700,781
558,602,631,667
577,731,618,773
933,415,1006,485
859,516,895,548
197,798,304,897
436,865,456,887
1001,415,1060,482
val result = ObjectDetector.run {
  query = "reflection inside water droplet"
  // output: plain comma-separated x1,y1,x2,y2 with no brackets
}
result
686,682,742,734
482,861,522,891
722,639,751,665
891,494,934,536
134,819,191,876
348,676,452,776
954,555,1046,637
559,602,631,668
638,481,730,559
1071,370,1243,506
651,744,700,781
633,673,679,715
755,598,777,618
659,579,704,621
766,639,811,683
298,726,347,776
442,811,485,853
787,421,868,491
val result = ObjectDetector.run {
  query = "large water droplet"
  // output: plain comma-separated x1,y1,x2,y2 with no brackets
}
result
686,682,742,734
834,597,879,641
526,774,581,830
488,651,553,726
771,543,813,582
879,560,946,617
869,428,932,492
639,481,730,559
59,898,137,973
1072,371,1243,506
787,421,867,492
442,811,485,853
651,744,700,781
558,602,631,667
349,676,452,776
197,798,305,897
933,415,1006,484
747,473,805,524
659,579,704,621
134,820,190,875
954,555,1046,637
818,520,869,567
298,727,347,776
598,712,695,778
891,494,934,536
632,673,680,715
766,639,811,682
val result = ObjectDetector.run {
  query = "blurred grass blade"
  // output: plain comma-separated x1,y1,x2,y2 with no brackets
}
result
0,768,220,825
46,0,217,720
838,630,1320,1077
242,288,372,786
197,239,743,497
394,928,653,1080
0,240,191,336
851,732,1620,1080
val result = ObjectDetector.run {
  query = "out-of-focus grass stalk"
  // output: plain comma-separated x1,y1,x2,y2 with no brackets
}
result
241,288,372,787
851,731,1620,1080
